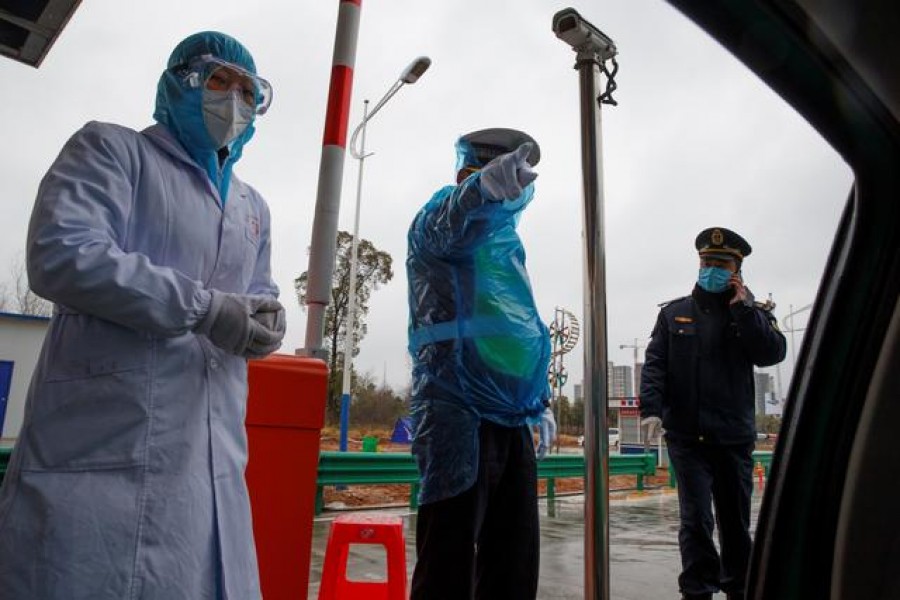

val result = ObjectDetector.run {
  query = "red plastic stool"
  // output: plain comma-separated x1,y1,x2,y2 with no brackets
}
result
317,513,408,600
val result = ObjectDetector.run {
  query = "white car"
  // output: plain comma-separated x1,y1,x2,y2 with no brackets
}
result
608,427,620,448
578,428,620,448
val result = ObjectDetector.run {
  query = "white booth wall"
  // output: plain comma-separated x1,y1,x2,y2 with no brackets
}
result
0,312,49,441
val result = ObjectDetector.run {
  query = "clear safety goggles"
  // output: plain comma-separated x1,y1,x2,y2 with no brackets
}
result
174,54,273,115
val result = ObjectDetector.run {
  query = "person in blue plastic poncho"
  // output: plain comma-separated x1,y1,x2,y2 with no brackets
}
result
407,128,555,599
0,32,284,600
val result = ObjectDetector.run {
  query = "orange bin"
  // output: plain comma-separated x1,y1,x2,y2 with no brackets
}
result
246,354,328,599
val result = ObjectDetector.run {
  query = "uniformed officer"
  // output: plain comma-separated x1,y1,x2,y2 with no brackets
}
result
639,227,787,600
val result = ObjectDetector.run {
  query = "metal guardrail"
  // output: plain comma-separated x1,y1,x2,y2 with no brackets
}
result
667,450,774,487
540,453,656,510
315,451,658,515
0,446,12,486
316,451,421,515
1,447,773,510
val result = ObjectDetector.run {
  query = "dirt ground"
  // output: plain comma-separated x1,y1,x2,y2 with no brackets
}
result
319,427,677,509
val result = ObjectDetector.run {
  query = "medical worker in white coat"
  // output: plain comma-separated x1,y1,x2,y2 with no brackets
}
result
0,31,284,599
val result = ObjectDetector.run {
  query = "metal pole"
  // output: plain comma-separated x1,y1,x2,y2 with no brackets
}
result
333,56,430,446
780,302,811,392
633,338,640,396
339,99,369,452
303,49,429,361
577,53,612,600
302,0,362,359
788,303,796,367
658,430,664,468
552,9,618,597
774,363,783,403
554,307,563,454
619,338,644,397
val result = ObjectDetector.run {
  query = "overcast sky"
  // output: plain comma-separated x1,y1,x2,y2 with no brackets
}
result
0,0,852,399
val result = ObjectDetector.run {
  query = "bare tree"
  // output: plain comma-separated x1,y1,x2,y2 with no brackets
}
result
0,281,9,311
9,253,52,317
295,231,394,423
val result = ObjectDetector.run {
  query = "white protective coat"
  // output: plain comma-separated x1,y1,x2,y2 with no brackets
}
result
0,121,278,599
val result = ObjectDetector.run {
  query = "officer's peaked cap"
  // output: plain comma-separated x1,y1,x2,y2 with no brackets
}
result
695,227,752,261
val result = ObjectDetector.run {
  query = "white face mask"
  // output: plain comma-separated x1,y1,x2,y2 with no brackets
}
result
202,88,254,148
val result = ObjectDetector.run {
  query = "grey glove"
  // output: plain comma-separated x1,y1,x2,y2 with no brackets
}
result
195,291,281,358
641,416,663,441
536,407,557,460
480,143,538,201
247,298,286,358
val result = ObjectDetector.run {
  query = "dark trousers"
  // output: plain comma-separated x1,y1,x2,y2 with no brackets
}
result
667,438,754,597
410,420,539,600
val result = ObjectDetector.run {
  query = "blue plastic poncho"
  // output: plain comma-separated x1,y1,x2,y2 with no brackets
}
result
153,31,258,202
406,146,551,505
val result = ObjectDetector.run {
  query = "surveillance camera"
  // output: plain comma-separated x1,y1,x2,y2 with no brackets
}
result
552,8,616,59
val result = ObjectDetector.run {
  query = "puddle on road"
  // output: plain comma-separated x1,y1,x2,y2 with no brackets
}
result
307,489,764,599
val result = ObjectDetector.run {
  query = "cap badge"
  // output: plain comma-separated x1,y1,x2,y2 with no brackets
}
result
711,229,724,245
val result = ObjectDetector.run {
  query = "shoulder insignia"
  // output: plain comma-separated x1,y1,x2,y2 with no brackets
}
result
658,295,690,308
754,299,776,312
674,316,693,323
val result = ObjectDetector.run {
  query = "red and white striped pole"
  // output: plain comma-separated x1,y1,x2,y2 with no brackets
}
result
302,0,362,359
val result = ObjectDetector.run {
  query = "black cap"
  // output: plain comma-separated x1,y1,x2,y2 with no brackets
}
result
695,227,752,261
458,128,540,167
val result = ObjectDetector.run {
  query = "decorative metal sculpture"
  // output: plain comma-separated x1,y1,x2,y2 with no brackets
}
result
547,307,580,452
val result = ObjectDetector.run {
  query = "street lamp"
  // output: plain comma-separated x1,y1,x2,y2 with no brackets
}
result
782,303,812,368
338,56,431,452
775,302,812,401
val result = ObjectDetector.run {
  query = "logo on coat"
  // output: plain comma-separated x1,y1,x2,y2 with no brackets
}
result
247,216,260,244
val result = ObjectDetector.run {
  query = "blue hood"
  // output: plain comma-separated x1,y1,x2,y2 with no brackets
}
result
153,31,258,202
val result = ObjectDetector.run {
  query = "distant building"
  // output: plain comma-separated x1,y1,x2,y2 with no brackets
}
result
574,359,637,401
755,371,775,416
634,362,644,398
608,362,633,398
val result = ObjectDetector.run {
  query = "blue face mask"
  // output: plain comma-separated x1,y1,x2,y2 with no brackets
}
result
698,266,732,293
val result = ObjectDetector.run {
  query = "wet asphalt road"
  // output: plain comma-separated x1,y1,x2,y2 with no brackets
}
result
307,487,763,599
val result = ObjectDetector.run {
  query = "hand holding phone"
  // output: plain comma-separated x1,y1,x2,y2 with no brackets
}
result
728,272,748,305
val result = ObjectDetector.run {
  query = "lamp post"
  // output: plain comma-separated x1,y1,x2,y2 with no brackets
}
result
777,302,812,401
338,56,431,452
782,303,812,368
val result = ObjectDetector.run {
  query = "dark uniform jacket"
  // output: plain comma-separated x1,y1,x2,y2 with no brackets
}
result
640,285,787,444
